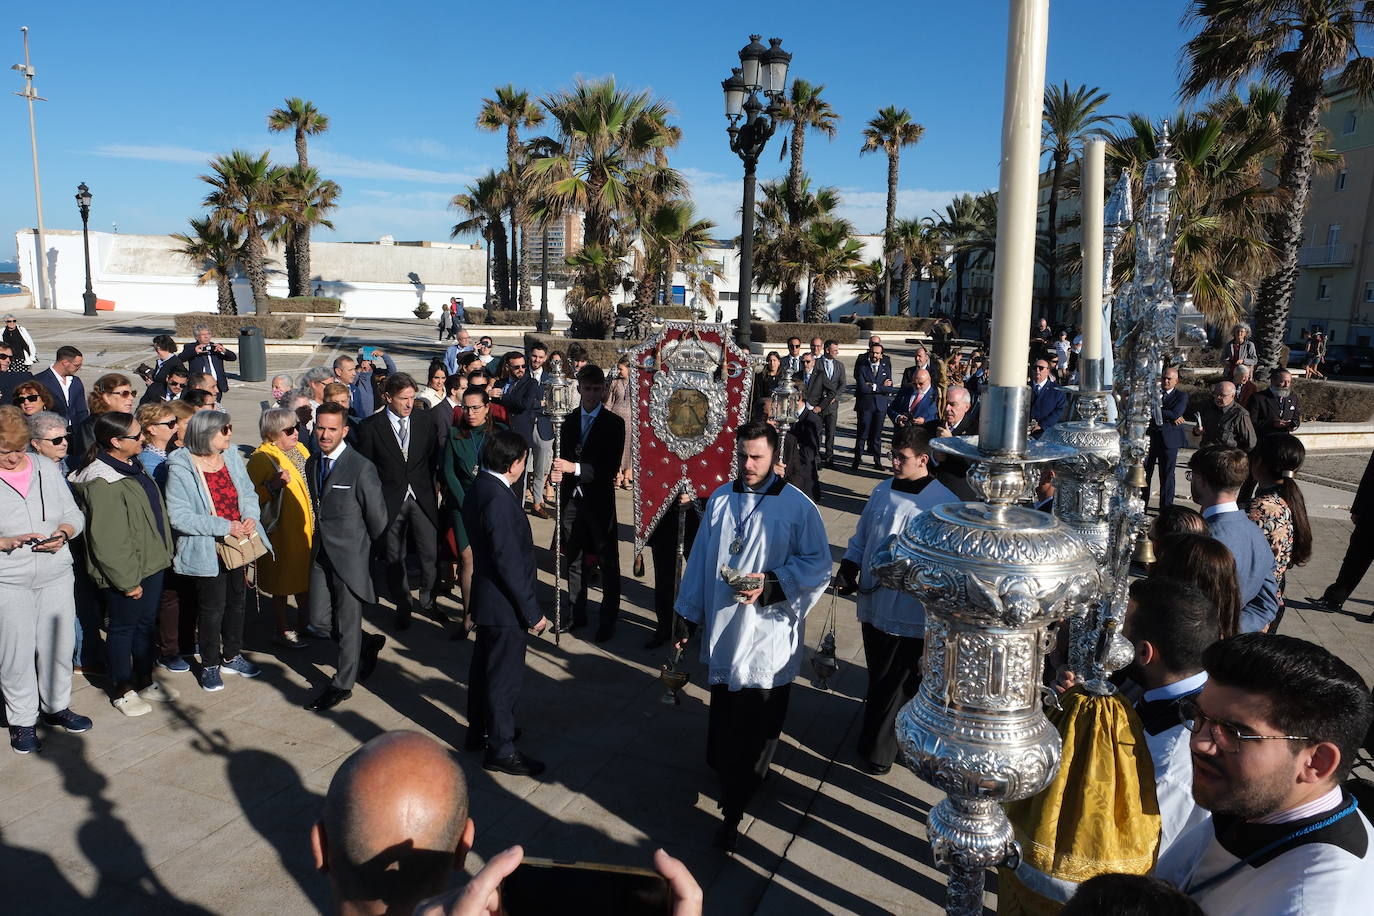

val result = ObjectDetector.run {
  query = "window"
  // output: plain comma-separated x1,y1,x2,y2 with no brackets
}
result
1327,224,1342,245
1344,111,1358,135
1365,282,1374,303
1338,169,1349,191
1318,276,1332,300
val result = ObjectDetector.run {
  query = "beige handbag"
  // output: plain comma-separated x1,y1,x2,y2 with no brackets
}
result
192,457,268,570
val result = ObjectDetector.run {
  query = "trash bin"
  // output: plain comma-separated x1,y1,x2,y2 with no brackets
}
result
238,325,266,382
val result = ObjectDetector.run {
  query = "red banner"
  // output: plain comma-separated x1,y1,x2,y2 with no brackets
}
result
627,323,755,556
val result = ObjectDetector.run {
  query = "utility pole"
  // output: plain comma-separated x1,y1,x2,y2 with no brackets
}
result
12,27,50,309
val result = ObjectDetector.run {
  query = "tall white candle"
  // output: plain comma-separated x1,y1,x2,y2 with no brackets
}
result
988,0,1051,388
1080,139,1105,362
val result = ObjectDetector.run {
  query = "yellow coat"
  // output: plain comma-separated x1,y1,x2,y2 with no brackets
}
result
247,441,314,596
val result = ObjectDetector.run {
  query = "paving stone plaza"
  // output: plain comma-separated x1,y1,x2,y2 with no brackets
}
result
1,311,1371,914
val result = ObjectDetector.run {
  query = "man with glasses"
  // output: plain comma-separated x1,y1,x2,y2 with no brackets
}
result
1195,381,1257,452
1028,359,1066,437
34,346,87,425
177,325,236,396
443,328,474,376
1145,367,1189,508
1155,633,1374,914
783,337,803,376
496,352,538,497
140,366,188,406
0,344,31,405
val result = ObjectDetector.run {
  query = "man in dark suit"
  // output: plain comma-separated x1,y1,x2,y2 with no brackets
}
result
887,369,938,431
178,324,237,396
1319,448,1374,613
33,345,87,425
304,403,390,712
792,353,834,432
781,337,804,376
1029,358,1067,436
818,340,846,466
932,385,978,499
525,345,555,519
352,372,441,631
0,344,32,405
495,350,539,500
463,429,549,776
1145,366,1189,508
550,364,626,643
140,365,189,406
853,343,894,469
149,334,185,383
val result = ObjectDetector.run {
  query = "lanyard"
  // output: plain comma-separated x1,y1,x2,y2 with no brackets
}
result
1187,799,1359,896
732,486,770,548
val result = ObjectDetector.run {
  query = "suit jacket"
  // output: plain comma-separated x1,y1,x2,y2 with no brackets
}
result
177,342,237,395
464,472,541,629
33,368,88,425
528,368,556,440
818,357,846,415
139,381,182,406
0,369,33,406
1029,381,1067,431
501,375,542,445
1353,450,1374,519
793,370,833,412
1149,387,1190,450
559,407,625,541
932,410,979,500
853,358,894,411
351,409,440,527
150,355,185,385
1207,509,1280,632
305,445,389,602
1248,388,1301,437
887,385,938,426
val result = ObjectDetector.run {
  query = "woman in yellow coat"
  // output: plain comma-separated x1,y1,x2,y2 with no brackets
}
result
247,407,314,649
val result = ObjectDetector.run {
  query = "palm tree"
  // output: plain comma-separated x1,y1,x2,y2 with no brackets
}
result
890,217,941,316
275,166,340,298
172,216,245,315
450,171,511,310
850,259,885,312
1042,82,1115,323
201,150,286,315
861,106,925,316
563,243,625,338
775,79,839,224
935,193,990,318
805,218,864,322
478,85,545,309
1181,0,1374,374
267,98,330,296
751,177,843,321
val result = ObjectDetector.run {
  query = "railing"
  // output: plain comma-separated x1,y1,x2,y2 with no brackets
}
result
1298,244,1355,266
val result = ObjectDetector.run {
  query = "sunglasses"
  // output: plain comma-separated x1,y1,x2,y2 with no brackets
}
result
15,394,41,404
36,435,68,446
282,424,300,435
115,433,142,441
220,425,233,435
0,354,11,360
111,390,135,398
150,419,178,429
167,380,185,389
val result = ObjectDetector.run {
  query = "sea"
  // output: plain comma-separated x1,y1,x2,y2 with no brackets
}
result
0,259,19,294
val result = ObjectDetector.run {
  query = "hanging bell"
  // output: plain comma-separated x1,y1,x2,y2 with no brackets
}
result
1125,461,1147,490
811,630,840,690
1133,534,1156,566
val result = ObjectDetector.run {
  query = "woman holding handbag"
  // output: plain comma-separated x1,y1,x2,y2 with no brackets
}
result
164,409,272,692
68,411,175,717
247,407,313,650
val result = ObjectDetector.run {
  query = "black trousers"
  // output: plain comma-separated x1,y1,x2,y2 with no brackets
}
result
1144,440,1179,508
1330,518,1374,600
858,622,924,769
310,550,368,690
468,624,525,758
854,405,885,463
384,496,438,611
707,683,792,823
195,566,246,667
565,504,621,628
822,407,839,462
648,507,699,639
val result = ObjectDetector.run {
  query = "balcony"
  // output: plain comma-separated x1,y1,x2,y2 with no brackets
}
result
1298,243,1355,267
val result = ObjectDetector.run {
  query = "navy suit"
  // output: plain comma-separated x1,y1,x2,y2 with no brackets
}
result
177,342,236,395
32,368,87,425
1029,380,1067,434
501,374,542,445
464,471,542,757
853,358,894,466
1145,386,1189,507
887,385,938,429
1207,509,1280,633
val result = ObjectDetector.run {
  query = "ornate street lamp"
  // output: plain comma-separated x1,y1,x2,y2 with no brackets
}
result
75,181,96,317
537,220,552,334
722,34,790,349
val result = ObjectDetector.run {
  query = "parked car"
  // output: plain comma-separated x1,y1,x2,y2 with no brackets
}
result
1288,342,1374,376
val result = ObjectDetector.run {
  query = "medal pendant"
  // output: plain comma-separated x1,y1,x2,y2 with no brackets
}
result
729,537,743,555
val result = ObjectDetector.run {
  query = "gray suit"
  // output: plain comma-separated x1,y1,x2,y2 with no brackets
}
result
818,356,846,463
306,444,388,689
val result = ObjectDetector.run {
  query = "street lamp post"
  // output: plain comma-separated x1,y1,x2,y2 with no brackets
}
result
75,182,96,317
537,222,551,334
723,35,790,350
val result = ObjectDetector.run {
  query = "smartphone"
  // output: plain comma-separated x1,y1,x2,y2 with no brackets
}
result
30,534,64,550
500,858,670,915
361,346,378,361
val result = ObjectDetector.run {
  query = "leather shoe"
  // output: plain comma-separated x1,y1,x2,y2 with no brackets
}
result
712,821,740,852
359,633,385,682
861,760,893,776
553,621,572,634
483,750,545,777
306,686,352,711
530,504,550,520
393,608,412,631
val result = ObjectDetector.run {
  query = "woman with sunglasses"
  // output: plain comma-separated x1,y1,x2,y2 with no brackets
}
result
68,411,175,718
1,315,36,374
70,373,138,460
135,403,178,480
164,410,272,692
247,407,314,650
11,380,54,417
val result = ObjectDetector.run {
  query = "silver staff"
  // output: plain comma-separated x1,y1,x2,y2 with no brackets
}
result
541,356,580,644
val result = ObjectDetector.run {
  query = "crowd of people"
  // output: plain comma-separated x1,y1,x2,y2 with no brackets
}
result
1,313,1372,913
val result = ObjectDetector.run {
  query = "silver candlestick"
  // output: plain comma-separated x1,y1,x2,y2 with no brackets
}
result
542,356,580,644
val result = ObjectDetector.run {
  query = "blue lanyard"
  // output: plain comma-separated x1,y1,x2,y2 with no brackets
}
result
1187,798,1359,895
732,486,770,546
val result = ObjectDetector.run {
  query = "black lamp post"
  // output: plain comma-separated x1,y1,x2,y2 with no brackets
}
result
723,34,790,350
75,182,97,316
536,222,552,334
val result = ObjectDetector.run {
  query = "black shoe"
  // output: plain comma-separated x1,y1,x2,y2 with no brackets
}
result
418,602,446,623
712,820,740,852
1315,591,1347,611
483,750,545,777
393,608,412,631
850,460,861,471
643,635,668,650
594,626,615,644
359,634,385,683
306,686,352,711
861,760,893,776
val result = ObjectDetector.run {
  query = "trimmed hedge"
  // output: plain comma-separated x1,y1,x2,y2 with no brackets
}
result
523,333,638,369
1179,378,1374,423
462,307,487,325
174,313,306,340
654,305,696,320
483,309,541,326
750,322,862,344
264,296,341,314
856,316,937,333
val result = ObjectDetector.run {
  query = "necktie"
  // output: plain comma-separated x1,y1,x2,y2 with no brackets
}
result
398,417,409,457
580,411,594,444
320,456,333,485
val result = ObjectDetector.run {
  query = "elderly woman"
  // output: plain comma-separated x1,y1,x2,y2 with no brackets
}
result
164,410,272,692
247,407,314,650
70,373,137,459
0,406,86,754
27,410,70,473
297,367,333,409
136,402,178,480
11,380,54,417
69,411,176,718
441,386,508,633
1223,322,1258,379
2,315,37,373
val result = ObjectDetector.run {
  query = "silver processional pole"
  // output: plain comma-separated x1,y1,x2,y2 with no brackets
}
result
542,356,580,644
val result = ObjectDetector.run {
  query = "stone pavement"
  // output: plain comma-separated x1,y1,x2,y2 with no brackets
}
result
0,310,1371,915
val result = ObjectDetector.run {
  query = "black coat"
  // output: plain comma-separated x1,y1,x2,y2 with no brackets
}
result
32,368,88,425
351,409,440,527
464,472,542,628
501,375,542,446
177,343,237,395
558,407,625,543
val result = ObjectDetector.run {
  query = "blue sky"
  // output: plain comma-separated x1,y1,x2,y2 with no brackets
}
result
1,0,1195,250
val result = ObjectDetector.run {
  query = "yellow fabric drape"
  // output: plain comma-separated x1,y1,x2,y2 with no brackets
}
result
247,440,314,596
998,687,1161,915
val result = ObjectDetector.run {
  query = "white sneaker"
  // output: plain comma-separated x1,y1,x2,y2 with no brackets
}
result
138,682,180,703
112,690,152,717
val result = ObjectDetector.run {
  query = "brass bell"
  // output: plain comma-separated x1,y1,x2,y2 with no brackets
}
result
1133,534,1156,566
1125,462,1147,490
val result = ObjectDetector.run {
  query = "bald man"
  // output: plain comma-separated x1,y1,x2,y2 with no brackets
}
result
312,731,475,916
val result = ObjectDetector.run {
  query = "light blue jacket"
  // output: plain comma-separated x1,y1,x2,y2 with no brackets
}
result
163,446,273,577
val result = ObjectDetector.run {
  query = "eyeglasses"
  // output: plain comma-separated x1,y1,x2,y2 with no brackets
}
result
111,390,135,398
460,404,486,411
36,435,68,446
1178,697,1311,754
15,394,40,404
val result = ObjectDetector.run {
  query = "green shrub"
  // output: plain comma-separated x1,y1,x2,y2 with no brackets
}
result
750,322,861,344
174,313,305,340
462,307,488,325
1178,378,1374,423
263,296,341,314
855,316,936,333
654,305,695,320
483,309,541,326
